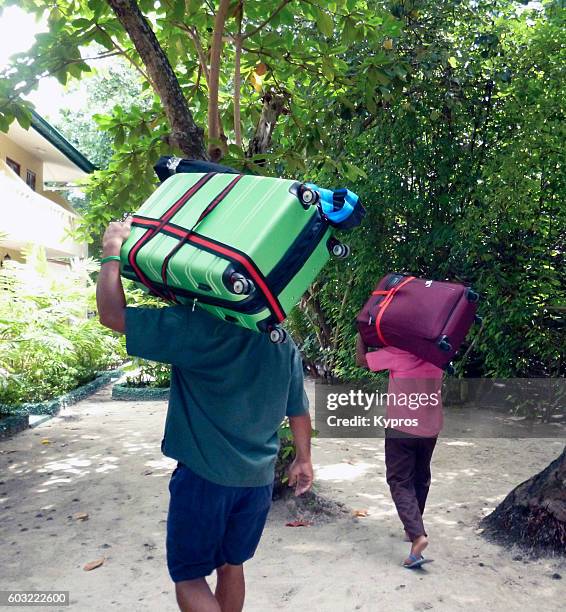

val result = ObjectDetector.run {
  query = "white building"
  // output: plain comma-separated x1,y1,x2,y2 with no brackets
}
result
0,110,94,277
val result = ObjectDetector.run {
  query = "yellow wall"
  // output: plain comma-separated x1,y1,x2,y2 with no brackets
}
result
0,247,24,264
43,189,74,210
0,133,44,194
0,133,79,212
0,133,87,260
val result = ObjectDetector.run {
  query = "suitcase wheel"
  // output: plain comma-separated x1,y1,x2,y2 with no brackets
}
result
330,242,351,259
230,273,255,295
269,326,287,344
299,186,319,208
466,288,480,303
474,314,483,324
438,336,452,352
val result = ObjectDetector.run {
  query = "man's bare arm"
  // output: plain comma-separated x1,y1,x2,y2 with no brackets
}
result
96,218,132,334
287,413,313,496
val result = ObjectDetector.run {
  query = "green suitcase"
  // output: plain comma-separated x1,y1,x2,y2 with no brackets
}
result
120,162,362,342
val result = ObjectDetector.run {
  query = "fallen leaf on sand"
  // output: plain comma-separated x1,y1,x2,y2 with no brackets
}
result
73,512,89,521
285,520,313,527
41,439,50,445
83,558,104,571
142,470,153,476
353,509,369,517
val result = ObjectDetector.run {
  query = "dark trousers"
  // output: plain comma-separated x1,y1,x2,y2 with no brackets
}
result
385,432,437,541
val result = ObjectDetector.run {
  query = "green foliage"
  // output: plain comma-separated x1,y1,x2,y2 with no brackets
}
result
124,358,171,388
288,0,565,378
0,0,408,244
0,248,125,410
274,418,295,494
117,284,171,388
1,0,563,379
54,58,150,171
274,418,318,495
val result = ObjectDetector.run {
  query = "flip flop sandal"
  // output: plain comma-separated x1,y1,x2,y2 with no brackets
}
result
403,553,434,569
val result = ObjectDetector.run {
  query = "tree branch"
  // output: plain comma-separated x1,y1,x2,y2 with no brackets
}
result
242,0,292,40
106,0,207,159
241,45,350,87
94,24,153,86
233,2,243,148
208,0,231,161
184,25,210,85
247,90,289,159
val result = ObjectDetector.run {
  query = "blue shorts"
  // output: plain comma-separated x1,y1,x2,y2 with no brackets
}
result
166,463,273,582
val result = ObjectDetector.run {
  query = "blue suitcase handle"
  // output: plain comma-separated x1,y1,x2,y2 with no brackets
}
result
305,183,365,229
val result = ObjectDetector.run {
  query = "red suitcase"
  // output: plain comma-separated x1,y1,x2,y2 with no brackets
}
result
356,273,480,369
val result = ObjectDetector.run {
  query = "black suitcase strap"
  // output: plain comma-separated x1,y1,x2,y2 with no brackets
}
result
127,173,215,301
159,174,244,301
128,171,286,323
131,216,286,323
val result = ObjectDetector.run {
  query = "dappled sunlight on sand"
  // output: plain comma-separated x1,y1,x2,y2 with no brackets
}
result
123,440,155,453
2,384,565,611
443,440,474,447
283,541,338,554
356,492,388,500
315,462,377,482
429,515,459,526
41,457,93,471
144,457,176,471
359,506,398,520
7,461,29,474
43,477,73,487
432,465,481,482
95,463,119,473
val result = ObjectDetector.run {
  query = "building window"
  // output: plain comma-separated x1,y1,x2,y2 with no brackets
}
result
26,169,36,191
6,157,20,176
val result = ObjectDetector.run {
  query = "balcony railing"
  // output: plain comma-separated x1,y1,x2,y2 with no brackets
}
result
0,164,86,258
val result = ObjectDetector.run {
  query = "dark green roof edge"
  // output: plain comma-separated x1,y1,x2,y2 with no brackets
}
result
30,109,97,174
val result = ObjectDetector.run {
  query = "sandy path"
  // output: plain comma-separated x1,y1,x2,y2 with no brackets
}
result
0,382,564,612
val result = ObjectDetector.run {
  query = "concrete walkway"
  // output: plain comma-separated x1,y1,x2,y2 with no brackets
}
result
0,383,564,612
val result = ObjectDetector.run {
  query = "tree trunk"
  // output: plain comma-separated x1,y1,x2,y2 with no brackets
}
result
106,0,207,159
207,0,231,161
480,445,566,555
247,91,289,159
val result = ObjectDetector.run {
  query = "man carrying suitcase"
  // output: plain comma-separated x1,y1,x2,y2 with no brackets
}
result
97,218,314,612
356,333,443,569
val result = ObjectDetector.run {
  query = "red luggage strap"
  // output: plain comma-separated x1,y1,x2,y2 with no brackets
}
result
160,174,244,301
130,173,286,323
128,172,216,300
372,276,415,345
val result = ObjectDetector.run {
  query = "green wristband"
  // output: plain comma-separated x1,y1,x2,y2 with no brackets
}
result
100,255,121,265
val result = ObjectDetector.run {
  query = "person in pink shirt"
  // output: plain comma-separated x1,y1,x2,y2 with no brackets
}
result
356,334,444,569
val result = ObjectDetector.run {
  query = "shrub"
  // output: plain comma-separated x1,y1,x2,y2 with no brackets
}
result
123,358,171,388
0,247,125,410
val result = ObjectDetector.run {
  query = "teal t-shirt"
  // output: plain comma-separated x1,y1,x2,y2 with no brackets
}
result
125,305,309,487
